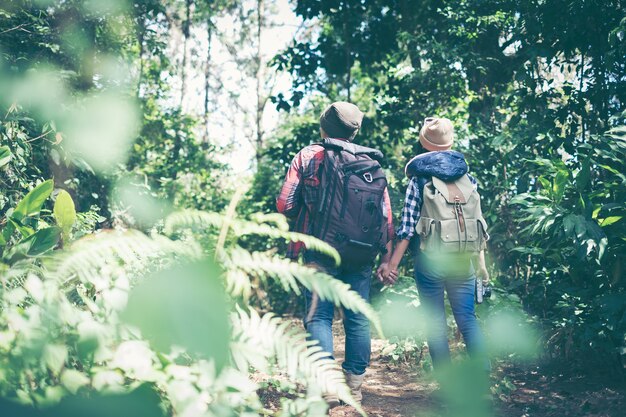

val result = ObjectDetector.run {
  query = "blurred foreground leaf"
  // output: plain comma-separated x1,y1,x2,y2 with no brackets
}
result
435,360,492,417
485,311,538,359
0,384,165,417
122,260,230,370
64,94,139,173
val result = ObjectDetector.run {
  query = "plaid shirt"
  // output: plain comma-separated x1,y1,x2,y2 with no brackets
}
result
396,175,478,240
277,143,394,259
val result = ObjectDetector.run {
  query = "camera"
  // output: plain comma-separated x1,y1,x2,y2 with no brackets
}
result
483,285,492,299
475,280,492,304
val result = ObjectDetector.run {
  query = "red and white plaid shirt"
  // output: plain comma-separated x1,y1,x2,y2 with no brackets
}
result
276,142,394,259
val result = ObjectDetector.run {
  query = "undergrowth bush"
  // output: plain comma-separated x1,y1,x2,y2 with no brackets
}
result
0,186,380,416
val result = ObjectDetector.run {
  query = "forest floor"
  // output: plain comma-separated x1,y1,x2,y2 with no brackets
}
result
260,320,626,417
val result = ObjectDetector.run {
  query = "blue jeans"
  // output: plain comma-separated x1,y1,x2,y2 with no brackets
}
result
415,266,488,370
303,262,372,376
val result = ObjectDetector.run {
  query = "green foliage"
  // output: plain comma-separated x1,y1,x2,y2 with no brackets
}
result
0,180,61,265
270,0,626,372
379,337,424,366
506,128,626,366
0,205,374,415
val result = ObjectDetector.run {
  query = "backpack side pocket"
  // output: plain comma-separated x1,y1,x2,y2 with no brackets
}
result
415,217,435,251
478,217,489,251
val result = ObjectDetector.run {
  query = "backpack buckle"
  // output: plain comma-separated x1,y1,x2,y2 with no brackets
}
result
363,173,373,183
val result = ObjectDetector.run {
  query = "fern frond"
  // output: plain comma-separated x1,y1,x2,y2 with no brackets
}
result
231,307,365,415
235,222,341,266
0,260,43,291
165,210,340,265
47,230,202,287
248,212,289,231
164,210,224,235
228,248,383,337
224,268,252,300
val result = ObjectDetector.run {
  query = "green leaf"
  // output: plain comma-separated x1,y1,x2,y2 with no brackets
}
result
0,146,11,168
575,158,591,191
600,216,622,227
552,170,569,202
510,247,544,255
4,226,61,262
12,180,54,221
60,369,90,394
122,260,230,370
8,218,34,238
54,190,77,239
77,320,103,358
538,177,551,191
43,344,68,375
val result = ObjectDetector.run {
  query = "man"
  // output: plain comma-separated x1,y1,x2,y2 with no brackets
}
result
276,102,394,407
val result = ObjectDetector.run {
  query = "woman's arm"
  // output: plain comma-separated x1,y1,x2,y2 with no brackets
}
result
380,238,410,285
473,250,490,283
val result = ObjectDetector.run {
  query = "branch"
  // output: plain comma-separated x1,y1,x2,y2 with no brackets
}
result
0,23,31,35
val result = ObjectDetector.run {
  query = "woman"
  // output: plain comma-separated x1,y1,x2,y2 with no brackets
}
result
379,117,490,370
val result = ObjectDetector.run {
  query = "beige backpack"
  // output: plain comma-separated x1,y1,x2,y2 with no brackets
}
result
415,175,489,254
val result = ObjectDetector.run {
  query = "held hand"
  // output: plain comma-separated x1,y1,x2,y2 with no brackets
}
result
386,266,399,285
376,263,394,285
376,263,389,283
377,262,399,286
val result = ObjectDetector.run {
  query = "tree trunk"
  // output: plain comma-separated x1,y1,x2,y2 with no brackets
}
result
203,20,213,146
137,15,146,97
255,0,265,162
343,7,351,102
579,52,586,142
180,0,192,110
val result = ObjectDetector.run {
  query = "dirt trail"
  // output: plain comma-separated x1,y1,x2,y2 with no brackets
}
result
329,323,439,417
327,322,626,417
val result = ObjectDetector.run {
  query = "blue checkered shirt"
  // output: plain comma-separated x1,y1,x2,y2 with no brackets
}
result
396,175,478,240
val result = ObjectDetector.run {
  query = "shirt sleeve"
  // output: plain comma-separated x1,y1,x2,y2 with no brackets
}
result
276,152,303,218
396,177,421,240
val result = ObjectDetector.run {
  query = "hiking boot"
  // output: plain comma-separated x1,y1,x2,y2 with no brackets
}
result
343,371,365,404
322,393,341,409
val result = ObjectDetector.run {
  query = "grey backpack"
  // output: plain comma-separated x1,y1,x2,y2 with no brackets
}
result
312,138,389,267
415,175,489,254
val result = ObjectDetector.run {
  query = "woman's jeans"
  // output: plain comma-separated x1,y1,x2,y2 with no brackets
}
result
303,262,372,376
415,267,489,370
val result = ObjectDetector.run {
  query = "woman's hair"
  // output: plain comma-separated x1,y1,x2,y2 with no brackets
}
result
414,140,428,156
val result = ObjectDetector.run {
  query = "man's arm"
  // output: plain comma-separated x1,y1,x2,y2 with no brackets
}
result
377,179,420,284
381,187,394,264
376,188,395,284
276,152,303,218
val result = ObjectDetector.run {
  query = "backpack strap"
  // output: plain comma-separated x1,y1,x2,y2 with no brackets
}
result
432,175,474,204
322,138,384,162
